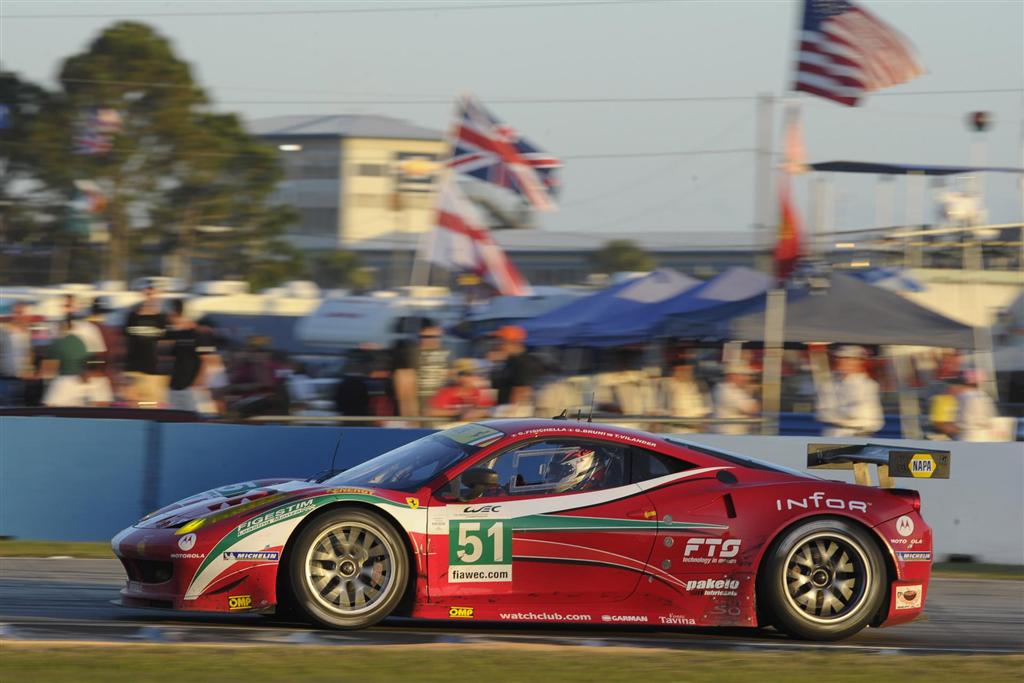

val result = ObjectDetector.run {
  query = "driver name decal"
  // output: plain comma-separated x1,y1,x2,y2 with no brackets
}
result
448,519,513,583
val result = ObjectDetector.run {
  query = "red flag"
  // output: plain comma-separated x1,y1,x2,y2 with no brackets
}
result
423,178,531,296
774,175,803,281
774,106,804,280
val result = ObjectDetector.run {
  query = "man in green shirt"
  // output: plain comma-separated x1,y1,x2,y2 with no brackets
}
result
41,318,91,406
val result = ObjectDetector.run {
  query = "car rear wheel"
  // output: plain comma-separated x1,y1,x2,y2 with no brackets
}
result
288,508,408,629
760,518,886,641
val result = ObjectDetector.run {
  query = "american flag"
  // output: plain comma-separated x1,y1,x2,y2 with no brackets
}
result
422,177,531,296
793,0,925,106
73,108,123,155
448,94,561,212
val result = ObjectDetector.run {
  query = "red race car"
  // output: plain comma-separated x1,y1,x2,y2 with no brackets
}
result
112,419,949,641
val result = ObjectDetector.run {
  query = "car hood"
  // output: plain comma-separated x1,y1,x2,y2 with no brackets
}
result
135,478,321,530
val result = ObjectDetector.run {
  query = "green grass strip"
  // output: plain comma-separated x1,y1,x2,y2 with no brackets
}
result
3,643,1022,683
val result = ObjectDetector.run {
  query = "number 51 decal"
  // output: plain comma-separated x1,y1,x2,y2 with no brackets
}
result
448,520,512,583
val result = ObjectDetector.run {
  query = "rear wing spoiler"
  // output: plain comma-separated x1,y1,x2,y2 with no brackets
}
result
807,443,950,488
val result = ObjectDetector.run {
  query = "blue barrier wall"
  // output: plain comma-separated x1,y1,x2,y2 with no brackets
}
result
0,416,431,542
0,417,151,541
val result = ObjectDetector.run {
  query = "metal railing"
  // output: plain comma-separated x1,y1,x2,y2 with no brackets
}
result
245,413,766,433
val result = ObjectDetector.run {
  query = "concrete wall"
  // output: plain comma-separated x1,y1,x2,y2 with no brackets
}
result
1,416,1020,563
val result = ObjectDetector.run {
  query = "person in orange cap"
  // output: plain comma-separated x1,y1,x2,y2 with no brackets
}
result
492,325,537,416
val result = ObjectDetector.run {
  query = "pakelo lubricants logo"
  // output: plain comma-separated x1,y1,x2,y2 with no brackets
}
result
685,578,740,596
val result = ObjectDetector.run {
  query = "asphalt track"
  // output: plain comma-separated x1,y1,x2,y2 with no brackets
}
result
1,558,1022,654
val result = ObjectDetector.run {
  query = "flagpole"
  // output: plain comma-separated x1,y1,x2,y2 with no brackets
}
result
411,93,464,288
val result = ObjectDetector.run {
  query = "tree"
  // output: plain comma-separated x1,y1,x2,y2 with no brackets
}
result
312,250,373,292
590,239,656,274
22,22,293,283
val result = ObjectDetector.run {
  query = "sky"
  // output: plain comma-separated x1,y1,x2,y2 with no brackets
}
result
2,0,1022,247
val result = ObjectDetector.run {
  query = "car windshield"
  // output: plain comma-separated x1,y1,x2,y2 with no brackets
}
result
324,423,505,492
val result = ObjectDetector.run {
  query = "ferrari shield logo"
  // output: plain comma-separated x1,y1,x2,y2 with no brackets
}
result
909,454,936,478
406,497,420,510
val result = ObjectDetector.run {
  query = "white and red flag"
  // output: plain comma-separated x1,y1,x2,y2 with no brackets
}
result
793,0,925,106
423,178,531,296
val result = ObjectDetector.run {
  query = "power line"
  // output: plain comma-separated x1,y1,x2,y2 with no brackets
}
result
49,78,1024,104
2,0,664,20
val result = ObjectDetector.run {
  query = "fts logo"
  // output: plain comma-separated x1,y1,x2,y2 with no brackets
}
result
683,538,741,564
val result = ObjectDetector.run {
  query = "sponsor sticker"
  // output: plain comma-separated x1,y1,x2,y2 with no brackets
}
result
685,578,740,596
895,515,915,537
775,492,869,513
406,497,420,510
683,538,741,565
909,454,936,478
448,606,474,619
601,615,648,623
170,553,205,559
498,612,592,622
895,585,922,610
327,487,372,496
237,499,316,536
895,551,932,562
178,534,196,551
223,551,280,562
658,614,696,625
228,595,253,610
448,519,512,583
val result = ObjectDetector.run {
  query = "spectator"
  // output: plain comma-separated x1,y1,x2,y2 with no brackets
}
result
41,317,112,407
392,321,451,418
335,350,372,417
713,364,760,435
657,351,711,432
65,293,107,358
955,369,998,441
122,285,168,406
927,379,959,439
427,358,495,424
88,297,123,378
492,325,538,417
816,345,884,437
165,299,216,413
0,301,36,406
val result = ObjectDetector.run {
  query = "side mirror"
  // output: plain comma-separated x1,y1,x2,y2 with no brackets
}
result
460,467,499,501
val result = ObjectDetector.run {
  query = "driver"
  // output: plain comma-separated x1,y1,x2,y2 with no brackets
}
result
544,447,607,493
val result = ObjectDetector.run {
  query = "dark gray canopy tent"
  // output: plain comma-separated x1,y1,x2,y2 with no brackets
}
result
727,271,975,348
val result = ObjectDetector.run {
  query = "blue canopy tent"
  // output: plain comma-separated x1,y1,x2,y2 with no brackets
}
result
572,266,774,347
522,269,698,347
664,271,973,348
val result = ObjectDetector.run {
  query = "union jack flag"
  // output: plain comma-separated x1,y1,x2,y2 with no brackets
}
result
448,94,561,212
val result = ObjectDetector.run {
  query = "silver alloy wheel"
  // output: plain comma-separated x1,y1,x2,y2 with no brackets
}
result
304,521,397,616
782,531,871,624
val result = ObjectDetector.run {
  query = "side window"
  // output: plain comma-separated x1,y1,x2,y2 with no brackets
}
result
465,440,630,498
630,448,694,484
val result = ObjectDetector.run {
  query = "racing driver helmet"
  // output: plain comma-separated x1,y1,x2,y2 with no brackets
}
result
545,447,604,493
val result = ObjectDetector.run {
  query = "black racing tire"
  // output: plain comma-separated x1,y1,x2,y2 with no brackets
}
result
287,507,409,630
759,517,886,641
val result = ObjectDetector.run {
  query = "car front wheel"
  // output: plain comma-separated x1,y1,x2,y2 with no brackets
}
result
760,518,886,641
288,508,408,630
